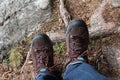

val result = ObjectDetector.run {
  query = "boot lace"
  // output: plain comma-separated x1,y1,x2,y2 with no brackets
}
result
69,35,88,57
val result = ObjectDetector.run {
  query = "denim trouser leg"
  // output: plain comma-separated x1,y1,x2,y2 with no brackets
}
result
63,63,109,80
35,73,57,80
36,63,109,80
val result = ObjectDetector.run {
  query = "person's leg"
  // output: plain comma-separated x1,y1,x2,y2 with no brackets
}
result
36,73,57,80
30,33,57,80
63,19,109,80
63,59,108,80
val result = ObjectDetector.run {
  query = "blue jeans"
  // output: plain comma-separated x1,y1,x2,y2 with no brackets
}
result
35,62,109,80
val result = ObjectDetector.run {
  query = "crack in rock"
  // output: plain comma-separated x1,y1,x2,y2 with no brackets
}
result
0,0,51,62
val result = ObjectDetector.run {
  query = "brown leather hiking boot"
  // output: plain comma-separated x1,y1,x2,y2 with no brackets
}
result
30,33,54,74
66,19,89,63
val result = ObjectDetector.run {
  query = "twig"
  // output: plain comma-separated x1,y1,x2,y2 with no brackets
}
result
59,0,71,27
21,46,31,72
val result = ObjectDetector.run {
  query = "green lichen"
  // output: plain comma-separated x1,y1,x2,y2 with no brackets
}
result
9,47,23,68
53,42,66,55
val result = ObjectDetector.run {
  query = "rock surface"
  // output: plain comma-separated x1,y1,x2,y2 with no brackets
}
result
102,45,120,79
103,46,120,72
90,0,120,38
0,0,51,61
110,0,120,7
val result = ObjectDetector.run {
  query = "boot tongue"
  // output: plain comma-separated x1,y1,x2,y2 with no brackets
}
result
72,56,85,62
77,56,84,61
40,68,47,73
70,50,88,58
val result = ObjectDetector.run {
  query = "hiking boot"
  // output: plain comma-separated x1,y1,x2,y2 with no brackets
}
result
66,19,89,63
30,33,54,74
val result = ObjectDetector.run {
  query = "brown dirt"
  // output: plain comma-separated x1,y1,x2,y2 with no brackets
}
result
103,3,120,26
39,0,65,33
88,34,120,77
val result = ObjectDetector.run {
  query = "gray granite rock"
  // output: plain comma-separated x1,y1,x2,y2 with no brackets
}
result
110,0,120,7
103,46,120,71
102,45,120,79
34,0,50,9
89,0,120,38
0,0,51,61
90,0,115,37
